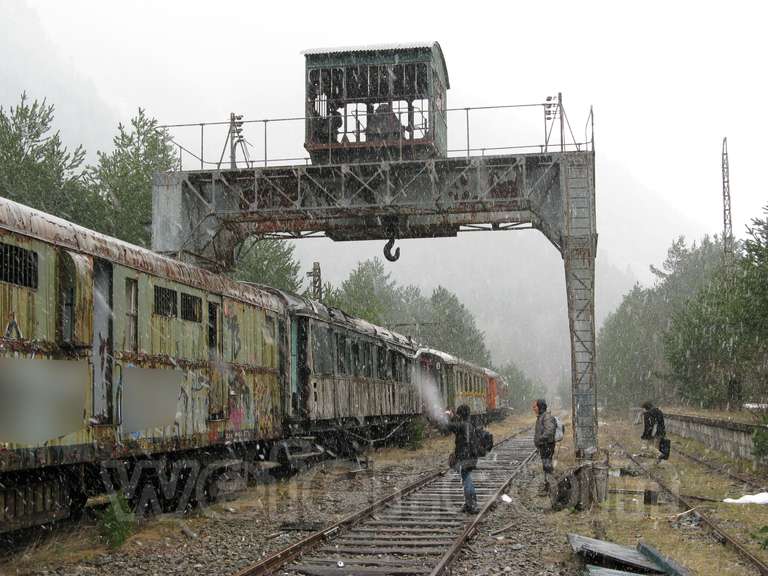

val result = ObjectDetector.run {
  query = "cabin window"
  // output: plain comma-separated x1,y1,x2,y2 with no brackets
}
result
125,278,138,352
0,242,38,290
153,286,177,317
180,293,202,322
308,62,432,146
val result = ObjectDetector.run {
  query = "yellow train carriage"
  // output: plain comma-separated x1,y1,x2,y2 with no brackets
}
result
414,348,492,421
0,197,287,532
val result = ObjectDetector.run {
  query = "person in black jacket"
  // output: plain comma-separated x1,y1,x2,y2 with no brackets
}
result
641,401,669,459
640,401,665,439
439,404,479,514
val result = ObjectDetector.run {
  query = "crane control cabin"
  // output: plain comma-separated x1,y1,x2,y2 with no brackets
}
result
303,42,449,164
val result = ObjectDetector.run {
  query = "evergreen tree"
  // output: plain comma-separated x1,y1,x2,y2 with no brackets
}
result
0,92,91,222
233,239,302,293
87,108,177,246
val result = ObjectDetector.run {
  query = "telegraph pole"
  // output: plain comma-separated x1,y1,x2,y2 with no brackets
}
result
722,137,734,263
306,262,322,300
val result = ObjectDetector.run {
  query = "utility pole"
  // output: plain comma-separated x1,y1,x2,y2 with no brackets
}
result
306,262,322,300
722,137,734,263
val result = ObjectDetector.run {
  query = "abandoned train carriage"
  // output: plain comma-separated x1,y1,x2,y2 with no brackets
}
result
0,197,424,533
288,296,419,425
303,41,450,164
0,197,287,532
415,348,503,422
0,196,505,534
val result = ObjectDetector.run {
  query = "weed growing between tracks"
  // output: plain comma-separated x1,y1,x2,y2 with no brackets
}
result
543,419,763,576
96,492,135,549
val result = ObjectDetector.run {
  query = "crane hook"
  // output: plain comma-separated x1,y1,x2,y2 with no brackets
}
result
383,236,401,262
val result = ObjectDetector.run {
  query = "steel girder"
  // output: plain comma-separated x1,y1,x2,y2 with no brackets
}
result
152,150,597,455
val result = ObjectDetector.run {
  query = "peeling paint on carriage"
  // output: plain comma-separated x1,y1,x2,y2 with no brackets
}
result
0,197,285,313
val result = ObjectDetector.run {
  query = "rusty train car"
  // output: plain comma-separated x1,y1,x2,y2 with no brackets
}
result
414,349,505,422
0,196,506,534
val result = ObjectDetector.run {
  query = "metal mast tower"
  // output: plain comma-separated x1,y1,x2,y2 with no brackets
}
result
722,137,733,259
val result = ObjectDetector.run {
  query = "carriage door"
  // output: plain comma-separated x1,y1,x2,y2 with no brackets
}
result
92,259,113,424
207,297,226,420
289,320,298,416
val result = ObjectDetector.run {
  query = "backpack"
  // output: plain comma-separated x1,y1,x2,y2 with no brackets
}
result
469,424,494,458
554,416,565,442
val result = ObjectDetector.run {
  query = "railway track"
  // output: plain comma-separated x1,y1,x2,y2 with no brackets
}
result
235,430,536,576
614,441,768,575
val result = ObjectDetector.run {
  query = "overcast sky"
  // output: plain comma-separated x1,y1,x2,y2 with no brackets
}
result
2,0,766,381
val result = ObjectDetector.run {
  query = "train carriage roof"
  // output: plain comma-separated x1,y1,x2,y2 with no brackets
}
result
251,282,416,352
415,347,490,374
0,197,285,313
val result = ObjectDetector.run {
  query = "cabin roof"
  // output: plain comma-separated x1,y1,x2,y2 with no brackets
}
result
303,41,450,89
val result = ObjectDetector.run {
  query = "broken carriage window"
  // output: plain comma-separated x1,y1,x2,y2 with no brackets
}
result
312,324,334,375
336,332,349,375
376,346,389,380
351,340,361,376
125,278,138,352
180,292,202,322
153,286,177,317
0,242,38,290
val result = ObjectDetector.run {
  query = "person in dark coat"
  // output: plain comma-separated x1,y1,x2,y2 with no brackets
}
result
641,401,669,459
533,398,557,495
439,404,479,513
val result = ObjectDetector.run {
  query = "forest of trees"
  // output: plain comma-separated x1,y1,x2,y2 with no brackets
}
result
0,92,537,395
598,215,768,410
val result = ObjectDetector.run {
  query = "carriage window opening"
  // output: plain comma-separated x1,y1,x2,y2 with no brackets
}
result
153,286,177,317
180,293,202,322
364,343,374,377
125,279,138,352
404,359,412,384
0,242,38,290
376,346,387,379
316,326,334,375
336,333,349,375
208,302,221,354
263,316,276,368
351,341,361,376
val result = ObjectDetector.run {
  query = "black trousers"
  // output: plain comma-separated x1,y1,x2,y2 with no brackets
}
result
538,443,555,474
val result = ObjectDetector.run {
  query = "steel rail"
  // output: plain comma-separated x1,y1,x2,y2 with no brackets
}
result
427,448,536,576
673,444,766,492
615,442,768,575
232,468,444,576
233,426,534,576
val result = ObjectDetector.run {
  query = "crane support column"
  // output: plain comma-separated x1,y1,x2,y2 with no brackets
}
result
563,153,598,457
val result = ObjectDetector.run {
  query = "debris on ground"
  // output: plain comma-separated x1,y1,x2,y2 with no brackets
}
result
568,533,691,575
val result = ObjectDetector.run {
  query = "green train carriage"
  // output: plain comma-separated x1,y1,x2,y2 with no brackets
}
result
0,197,286,532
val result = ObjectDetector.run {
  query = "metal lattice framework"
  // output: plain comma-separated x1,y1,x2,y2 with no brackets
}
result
152,104,599,457
152,151,598,456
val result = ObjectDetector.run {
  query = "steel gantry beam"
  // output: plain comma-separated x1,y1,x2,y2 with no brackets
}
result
152,149,598,456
